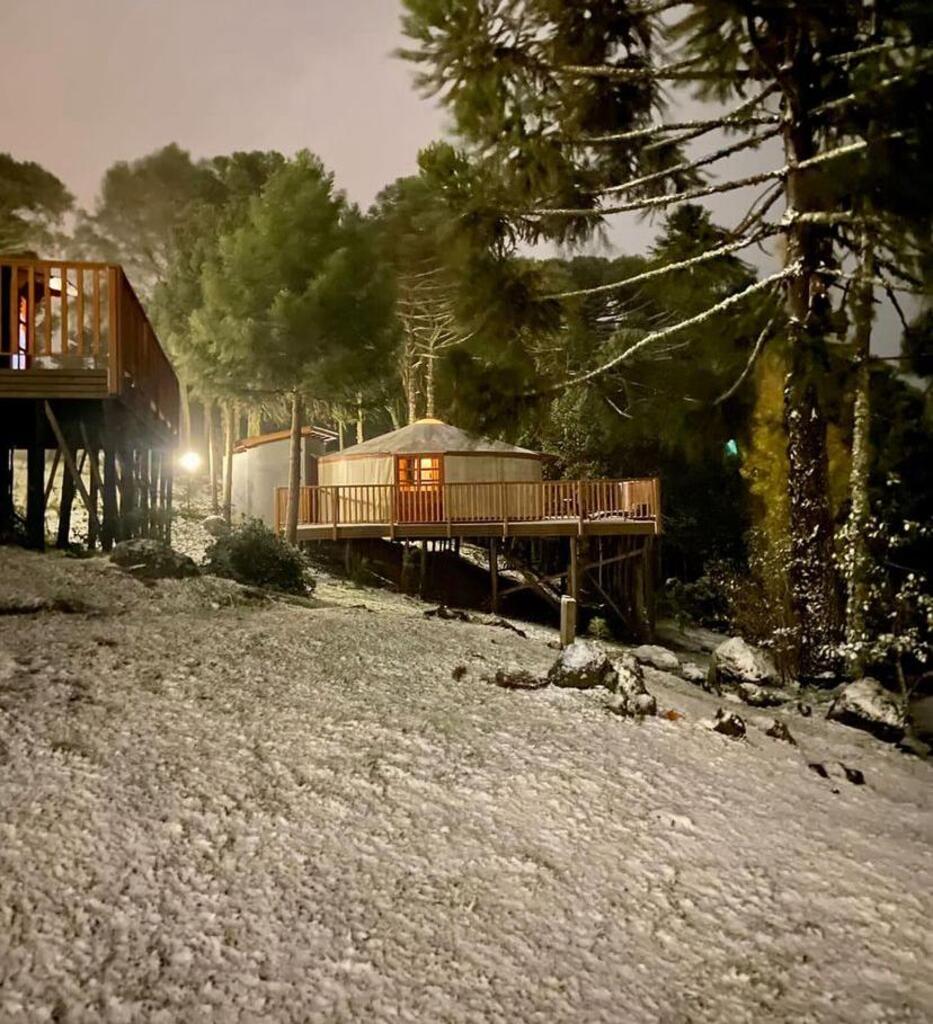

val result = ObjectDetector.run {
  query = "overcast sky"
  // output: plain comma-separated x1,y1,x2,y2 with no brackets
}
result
0,0,904,352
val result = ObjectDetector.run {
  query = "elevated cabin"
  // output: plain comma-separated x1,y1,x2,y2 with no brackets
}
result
275,417,661,639
0,257,180,549
276,417,660,541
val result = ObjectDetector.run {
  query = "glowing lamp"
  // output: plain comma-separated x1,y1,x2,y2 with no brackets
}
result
178,450,202,473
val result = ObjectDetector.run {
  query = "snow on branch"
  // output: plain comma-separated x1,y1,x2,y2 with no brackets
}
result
539,225,780,301
597,128,780,196
530,268,797,395
527,135,894,218
582,114,779,145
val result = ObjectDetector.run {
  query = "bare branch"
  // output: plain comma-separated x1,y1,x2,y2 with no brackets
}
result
598,127,780,196
539,225,779,301
714,307,781,405
528,268,798,395
582,114,779,145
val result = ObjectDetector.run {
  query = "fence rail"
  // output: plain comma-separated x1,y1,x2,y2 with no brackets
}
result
275,478,661,535
0,258,179,435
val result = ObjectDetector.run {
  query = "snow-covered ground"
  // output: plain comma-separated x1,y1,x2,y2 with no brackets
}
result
1,547,930,1024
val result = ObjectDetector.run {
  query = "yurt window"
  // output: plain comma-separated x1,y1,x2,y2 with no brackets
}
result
397,455,441,489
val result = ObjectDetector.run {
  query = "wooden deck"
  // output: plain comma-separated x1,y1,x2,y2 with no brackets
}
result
276,479,661,541
0,258,179,441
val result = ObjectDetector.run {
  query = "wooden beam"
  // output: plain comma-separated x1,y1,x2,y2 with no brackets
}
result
43,448,62,505
26,408,45,550
43,401,101,541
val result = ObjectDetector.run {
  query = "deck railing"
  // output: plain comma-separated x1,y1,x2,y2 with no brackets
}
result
274,478,661,535
0,258,179,435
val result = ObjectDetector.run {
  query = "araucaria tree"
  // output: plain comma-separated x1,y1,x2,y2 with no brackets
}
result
400,0,932,679
194,152,393,543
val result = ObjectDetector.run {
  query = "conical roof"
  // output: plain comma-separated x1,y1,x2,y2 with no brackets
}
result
319,418,541,461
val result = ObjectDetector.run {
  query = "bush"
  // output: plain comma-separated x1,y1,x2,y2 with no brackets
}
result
204,520,312,595
586,616,612,641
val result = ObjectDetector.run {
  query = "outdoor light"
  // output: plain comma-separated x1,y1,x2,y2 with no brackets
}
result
178,450,202,473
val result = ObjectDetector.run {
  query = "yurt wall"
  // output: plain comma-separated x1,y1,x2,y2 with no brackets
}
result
445,454,543,519
318,455,393,522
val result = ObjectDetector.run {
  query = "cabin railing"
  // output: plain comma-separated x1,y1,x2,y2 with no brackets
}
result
274,478,661,536
0,257,179,435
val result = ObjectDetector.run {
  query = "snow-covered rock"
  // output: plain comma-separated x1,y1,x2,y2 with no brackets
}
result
630,644,680,673
486,666,548,691
680,662,706,685
710,709,746,739
710,636,777,686
764,719,797,745
737,682,785,708
827,678,906,743
547,640,617,690
607,658,657,718
110,539,199,580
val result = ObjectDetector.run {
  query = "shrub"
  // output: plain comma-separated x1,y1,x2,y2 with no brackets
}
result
586,616,612,641
204,519,312,595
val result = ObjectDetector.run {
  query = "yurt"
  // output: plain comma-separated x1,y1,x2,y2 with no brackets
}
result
317,418,545,523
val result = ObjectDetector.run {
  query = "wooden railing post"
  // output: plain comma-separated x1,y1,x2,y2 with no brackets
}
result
575,480,584,535
332,485,339,541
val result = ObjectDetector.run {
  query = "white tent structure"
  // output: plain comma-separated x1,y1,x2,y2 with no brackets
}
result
317,418,544,522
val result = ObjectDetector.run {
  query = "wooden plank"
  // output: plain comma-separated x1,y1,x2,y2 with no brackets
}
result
8,263,18,363
75,268,84,357
27,265,35,360
92,269,101,356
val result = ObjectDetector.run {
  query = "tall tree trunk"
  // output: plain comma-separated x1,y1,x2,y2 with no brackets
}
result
222,402,235,524
407,385,418,425
845,228,875,670
337,419,345,451
387,404,401,430
425,354,436,419
179,378,192,451
356,392,364,444
778,36,842,679
205,399,218,515
285,390,303,545
247,407,262,437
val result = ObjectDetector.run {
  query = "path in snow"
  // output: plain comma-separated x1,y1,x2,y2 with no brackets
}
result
1,548,931,1023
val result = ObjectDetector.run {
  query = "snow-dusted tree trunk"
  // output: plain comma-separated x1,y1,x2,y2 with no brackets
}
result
778,49,842,679
179,378,192,450
247,408,262,437
205,399,218,515
222,402,235,525
425,354,436,419
845,229,875,668
356,393,364,445
285,391,303,546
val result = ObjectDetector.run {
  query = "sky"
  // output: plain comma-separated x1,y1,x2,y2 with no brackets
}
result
0,0,906,352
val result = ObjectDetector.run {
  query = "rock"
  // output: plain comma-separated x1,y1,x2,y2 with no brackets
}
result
547,640,618,691
896,734,931,758
680,662,706,685
764,719,797,745
808,762,829,779
710,636,777,687
737,682,785,708
796,702,813,717
607,659,657,718
201,515,230,538
908,693,933,744
486,667,548,691
424,605,471,622
451,664,468,682
840,764,865,786
826,678,906,743
711,709,746,739
631,644,680,673
110,540,199,580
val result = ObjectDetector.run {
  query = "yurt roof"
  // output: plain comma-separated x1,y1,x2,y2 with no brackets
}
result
319,419,542,462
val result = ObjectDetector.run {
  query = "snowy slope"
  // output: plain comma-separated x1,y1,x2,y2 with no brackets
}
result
0,548,930,1024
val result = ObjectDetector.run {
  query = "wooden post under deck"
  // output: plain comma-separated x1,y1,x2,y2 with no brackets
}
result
489,537,499,613
102,447,119,551
26,438,45,550
0,445,12,538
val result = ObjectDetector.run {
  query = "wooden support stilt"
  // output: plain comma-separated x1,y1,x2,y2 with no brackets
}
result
102,447,119,551
158,453,168,542
43,448,61,505
138,449,150,538
568,535,580,605
149,450,160,539
560,595,577,647
489,537,499,613
44,402,101,545
165,466,173,546
80,424,103,551
118,447,137,539
26,408,45,550
57,459,75,548
0,445,13,538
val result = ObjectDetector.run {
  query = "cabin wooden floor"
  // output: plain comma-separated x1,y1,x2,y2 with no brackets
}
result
296,518,658,542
